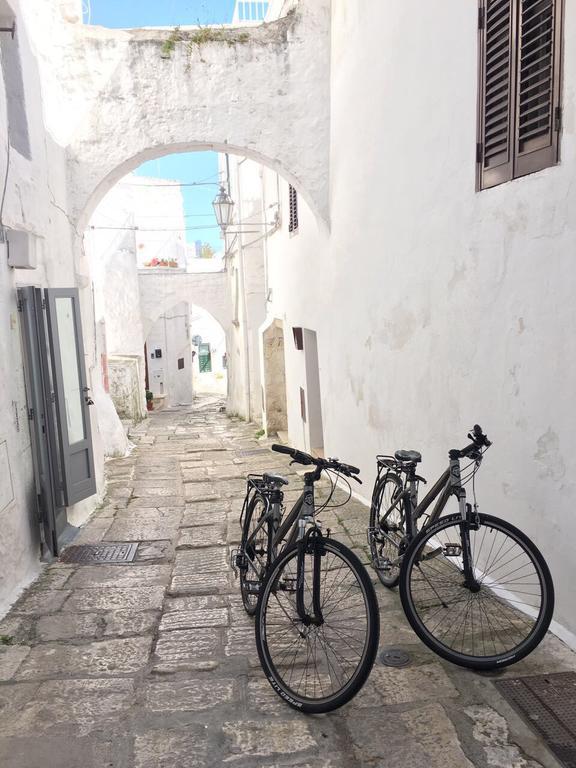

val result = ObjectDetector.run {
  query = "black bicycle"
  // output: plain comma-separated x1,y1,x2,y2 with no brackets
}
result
368,425,554,670
232,444,380,713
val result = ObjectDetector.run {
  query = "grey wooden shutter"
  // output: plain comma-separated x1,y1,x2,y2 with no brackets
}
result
288,185,299,232
514,0,562,177
477,0,516,190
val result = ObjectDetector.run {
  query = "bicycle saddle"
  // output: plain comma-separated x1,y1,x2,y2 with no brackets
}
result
394,450,422,464
263,472,289,486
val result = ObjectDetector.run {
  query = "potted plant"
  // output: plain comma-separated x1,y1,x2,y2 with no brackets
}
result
146,390,154,411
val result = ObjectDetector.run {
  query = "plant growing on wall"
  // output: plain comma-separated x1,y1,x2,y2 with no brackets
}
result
143,257,179,268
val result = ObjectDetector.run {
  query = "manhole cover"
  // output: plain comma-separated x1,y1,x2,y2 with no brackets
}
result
495,673,576,768
379,647,411,668
60,542,139,564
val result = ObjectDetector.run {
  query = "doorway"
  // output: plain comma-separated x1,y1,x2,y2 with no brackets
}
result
18,287,97,557
262,319,288,436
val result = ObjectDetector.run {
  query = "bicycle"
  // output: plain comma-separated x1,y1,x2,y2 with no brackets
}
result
368,425,554,670
232,444,380,713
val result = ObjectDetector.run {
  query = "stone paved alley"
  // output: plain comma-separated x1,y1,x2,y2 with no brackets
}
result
1,398,575,768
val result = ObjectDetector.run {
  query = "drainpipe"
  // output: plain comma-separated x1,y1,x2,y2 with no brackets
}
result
235,158,252,422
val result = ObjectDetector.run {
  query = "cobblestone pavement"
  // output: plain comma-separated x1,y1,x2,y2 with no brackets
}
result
1,398,575,768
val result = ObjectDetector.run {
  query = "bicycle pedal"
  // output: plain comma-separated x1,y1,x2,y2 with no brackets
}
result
420,547,443,561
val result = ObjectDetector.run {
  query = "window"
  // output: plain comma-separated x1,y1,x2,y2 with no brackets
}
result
177,357,184,370
477,0,563,190
288,184,299,233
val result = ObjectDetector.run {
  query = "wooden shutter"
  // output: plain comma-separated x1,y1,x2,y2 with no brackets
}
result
477,0,516,190
514,0,562,176
288,184,299,233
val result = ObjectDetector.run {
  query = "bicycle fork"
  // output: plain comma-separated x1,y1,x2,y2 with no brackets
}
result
295,524,325,626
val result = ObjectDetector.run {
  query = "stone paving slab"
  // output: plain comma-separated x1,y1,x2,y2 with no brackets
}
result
104,519,181,541
153,628,221,672
67,563,172,589
144,678,235,712
0,677,136,737
16,636,153,680
64,586,165,612
1,399,574,768
177,524,227,549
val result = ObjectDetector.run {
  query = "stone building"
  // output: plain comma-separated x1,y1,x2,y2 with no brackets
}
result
1,0,576,654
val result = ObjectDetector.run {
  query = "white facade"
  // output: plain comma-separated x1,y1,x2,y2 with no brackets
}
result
146,302,193,406
1,0,576,651
0,0,108,612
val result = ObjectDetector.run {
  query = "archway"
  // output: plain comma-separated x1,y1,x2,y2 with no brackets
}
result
64,2,330,232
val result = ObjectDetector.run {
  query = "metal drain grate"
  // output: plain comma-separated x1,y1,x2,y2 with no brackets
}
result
495,673,576,768
60,542,139,564
379,647,411,668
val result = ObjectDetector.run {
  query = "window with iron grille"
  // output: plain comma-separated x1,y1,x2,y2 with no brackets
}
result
288,185,299,233
477,0,563,190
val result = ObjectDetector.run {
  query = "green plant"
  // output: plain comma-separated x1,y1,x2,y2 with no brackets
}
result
255,428,265,439
0,635,15,646
160,26,182,58
145,390,154,402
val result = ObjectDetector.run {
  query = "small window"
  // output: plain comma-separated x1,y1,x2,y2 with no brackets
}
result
154,348,162,359
177,357,184,370
477,0,563,190
292,327,303,350
288,185,299,233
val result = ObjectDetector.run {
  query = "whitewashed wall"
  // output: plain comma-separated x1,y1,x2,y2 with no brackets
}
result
0,0,105,613
146,302,193,407
253,2,576,645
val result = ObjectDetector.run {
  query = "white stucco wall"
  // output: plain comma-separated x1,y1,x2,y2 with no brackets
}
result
146,302,193,406
246,2,576,645
0,0,105,613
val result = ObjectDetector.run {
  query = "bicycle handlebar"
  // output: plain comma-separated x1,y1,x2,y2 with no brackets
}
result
271,444,362,482
453,424,492,459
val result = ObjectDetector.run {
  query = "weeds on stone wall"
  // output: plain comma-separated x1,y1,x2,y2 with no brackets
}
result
160,25,251,60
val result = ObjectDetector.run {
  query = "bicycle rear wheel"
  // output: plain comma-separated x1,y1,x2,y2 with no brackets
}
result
369,473,405,588
256,537,379,713
240,493,271,615
399,513,554,670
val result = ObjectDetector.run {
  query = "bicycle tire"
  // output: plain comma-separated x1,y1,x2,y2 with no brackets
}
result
255,537,380,713
240,493,272,616
369,473,405,588
399,512,554,670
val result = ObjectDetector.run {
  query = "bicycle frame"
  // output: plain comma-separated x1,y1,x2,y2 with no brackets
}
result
378,454,475,544
240,469,325,624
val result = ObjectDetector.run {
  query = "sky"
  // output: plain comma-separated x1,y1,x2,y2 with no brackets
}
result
85,1,236,250
85,1,236,28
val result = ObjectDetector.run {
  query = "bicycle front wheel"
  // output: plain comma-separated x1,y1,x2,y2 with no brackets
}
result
369,472,405,588
399,513,554,670
255,538,380,713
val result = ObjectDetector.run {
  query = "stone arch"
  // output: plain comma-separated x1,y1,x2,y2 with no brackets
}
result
138,271,231,338
66,1,330,231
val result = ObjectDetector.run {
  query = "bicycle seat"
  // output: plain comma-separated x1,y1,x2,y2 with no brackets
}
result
263,473,289,486
394,450,422,464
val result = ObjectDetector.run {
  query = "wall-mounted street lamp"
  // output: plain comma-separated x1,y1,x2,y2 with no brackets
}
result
212,187,235,233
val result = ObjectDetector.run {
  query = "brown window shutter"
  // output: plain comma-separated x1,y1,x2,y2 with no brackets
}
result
477,0,517,190
514,0,563,177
